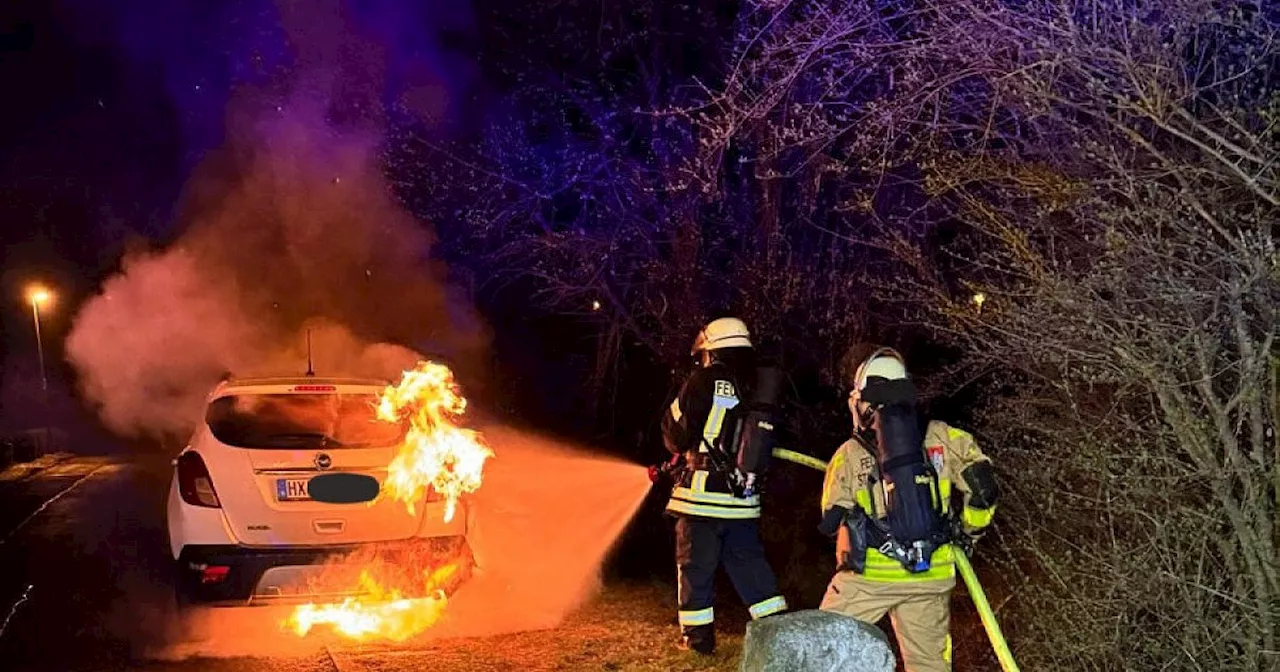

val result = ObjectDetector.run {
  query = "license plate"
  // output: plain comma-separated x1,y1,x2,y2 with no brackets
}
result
276,478,311,501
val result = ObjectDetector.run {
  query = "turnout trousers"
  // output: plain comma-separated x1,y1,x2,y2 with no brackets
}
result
820,570,955,672
674,515,788,651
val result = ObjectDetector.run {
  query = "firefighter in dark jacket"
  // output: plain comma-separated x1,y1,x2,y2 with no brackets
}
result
656,317,788,655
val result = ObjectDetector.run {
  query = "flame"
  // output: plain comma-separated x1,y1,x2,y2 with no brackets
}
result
378,361,493,521
285,564,459,642
283,361,489,642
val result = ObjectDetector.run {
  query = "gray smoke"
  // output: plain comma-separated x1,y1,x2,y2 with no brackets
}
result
65,96,487,442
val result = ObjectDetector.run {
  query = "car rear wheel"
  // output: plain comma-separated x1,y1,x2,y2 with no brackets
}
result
174,581,192,610
171,562,200,618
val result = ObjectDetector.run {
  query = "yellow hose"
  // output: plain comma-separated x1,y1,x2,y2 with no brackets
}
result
770,448,830,473
771,447,1021,672
954,551,1021,671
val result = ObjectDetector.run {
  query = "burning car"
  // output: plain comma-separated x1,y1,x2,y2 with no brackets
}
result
166,368,486,614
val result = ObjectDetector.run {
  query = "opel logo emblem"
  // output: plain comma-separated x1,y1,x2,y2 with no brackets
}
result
315,453,332,470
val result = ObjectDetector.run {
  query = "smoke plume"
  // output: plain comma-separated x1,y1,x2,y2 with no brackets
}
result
65,96,487,442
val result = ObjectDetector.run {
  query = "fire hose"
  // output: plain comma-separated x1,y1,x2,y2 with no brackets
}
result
771,447,1021,672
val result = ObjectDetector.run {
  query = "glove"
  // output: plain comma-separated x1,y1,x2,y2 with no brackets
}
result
817,505,851,537
950,517,984,557
648,454,684,484
836,512,868,574
819,506,869,573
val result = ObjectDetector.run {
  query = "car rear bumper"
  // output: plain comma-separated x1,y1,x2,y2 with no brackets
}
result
176,535,472,606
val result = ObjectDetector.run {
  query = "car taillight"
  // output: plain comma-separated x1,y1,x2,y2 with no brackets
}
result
177,452,221,508
200,565,230,584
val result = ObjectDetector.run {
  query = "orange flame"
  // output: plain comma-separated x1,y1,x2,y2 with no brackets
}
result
283,361,488,642
285,564,459,642
377,361,493,521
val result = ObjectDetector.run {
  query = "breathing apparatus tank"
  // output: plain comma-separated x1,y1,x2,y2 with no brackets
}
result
725,366,783,498
861,376,947,572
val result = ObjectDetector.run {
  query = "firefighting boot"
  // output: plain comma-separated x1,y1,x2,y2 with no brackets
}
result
677,626,715,655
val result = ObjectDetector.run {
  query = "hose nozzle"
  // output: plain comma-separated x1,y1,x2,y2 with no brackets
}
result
648,454,684,483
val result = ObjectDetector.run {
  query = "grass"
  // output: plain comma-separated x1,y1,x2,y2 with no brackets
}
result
331,581,748,672
329,577,1002,671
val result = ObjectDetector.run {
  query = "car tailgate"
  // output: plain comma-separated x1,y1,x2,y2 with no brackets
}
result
211,446,428,546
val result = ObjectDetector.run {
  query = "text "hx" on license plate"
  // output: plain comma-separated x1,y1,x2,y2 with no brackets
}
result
276,478,311,501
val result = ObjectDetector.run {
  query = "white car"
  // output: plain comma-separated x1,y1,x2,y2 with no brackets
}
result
166,376,472,606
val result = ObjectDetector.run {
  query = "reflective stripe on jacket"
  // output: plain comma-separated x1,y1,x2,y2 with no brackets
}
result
662,365,760,519
667,468,761,519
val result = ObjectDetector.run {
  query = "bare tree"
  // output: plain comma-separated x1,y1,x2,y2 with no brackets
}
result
422,1,886,434
684,0,1277,668
431,0,1275,664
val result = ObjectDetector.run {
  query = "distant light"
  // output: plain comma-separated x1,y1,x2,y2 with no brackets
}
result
591,300,602,311
972,293,986,309
26,286,52,306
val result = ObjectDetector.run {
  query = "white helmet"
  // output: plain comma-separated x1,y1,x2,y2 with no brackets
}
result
853,347,908,391
691,317,753,355
849,347,907,429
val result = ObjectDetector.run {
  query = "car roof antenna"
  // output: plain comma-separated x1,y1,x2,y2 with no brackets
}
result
305,329,316,377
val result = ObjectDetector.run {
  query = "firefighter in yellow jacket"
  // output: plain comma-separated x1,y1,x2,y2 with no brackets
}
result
817,347,998,672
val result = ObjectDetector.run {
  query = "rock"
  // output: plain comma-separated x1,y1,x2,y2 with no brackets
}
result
739,609,896,672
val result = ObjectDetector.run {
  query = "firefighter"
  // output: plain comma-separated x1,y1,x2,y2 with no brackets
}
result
817,347,998,672
653,317,788,655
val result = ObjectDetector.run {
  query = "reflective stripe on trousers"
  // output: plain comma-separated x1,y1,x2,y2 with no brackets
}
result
748,595,788,619
675,516,785,636
678,607,713,626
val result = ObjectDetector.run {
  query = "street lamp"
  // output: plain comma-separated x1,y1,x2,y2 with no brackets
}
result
25,285,52,454
26,285,51,393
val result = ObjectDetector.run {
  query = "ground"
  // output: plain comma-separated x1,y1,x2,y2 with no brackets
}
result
0,453,747,672
0,451,1005,671
302,584,747,672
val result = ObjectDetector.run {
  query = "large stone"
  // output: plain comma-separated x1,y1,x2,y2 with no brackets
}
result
739,609,896,672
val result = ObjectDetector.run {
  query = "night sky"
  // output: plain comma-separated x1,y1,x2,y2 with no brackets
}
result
0,0,504,434
0,0,744,450
1,0,480,279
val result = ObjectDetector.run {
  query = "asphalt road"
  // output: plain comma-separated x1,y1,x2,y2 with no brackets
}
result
0,454,380,672
0,447,682,672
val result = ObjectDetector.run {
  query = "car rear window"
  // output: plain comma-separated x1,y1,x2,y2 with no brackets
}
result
205,393,406,449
